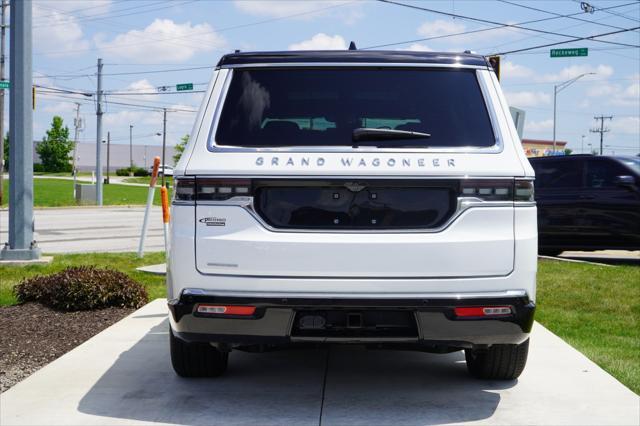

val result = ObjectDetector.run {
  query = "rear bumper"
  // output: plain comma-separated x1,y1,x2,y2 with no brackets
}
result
168,290,535,349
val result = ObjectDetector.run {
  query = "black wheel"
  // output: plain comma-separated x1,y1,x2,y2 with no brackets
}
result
465,338,529,380
170,328,228,377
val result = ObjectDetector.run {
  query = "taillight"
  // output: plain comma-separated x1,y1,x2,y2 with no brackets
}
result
460,179,513,201
173,178,253,202
196,304,256,316
459,179,534,202
514,179,535,202
454,306,512,317
174,177,195,202
197,178,253,201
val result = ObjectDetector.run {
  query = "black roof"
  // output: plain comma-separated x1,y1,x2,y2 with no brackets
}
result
217,50,489,67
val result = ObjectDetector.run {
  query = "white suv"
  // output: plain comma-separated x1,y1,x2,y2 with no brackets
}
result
168,50,537,380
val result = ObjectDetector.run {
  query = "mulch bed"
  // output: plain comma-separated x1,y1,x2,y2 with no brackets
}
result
0,302,134,392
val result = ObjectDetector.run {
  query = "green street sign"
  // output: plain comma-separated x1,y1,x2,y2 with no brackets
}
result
0,81,9,89
550,48,588,58
176,83,193,91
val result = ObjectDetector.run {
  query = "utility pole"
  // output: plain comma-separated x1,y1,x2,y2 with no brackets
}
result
581,135,585,154
161,108,167,187
590,115,613,155
95,58,103,206
129,124,133,176
106,131,110,184
1,0,40,260
0,0,8,206
72,102,81,197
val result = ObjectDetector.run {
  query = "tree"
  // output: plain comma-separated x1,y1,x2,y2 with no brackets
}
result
564,148,573,155
36,116,73,173
173,134,189,165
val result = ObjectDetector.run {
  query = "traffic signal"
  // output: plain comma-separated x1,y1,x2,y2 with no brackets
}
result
488,55,501,80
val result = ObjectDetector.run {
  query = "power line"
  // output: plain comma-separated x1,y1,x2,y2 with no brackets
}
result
497,0,628,31
363,1,640,49
493,25,640,55
579,0,640,24
33,1,355,57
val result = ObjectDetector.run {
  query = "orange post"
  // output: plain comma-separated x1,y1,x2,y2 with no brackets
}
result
150,156,161,188
161,186,171,224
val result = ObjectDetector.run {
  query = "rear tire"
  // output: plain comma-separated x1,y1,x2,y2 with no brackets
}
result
170,328,228,377
465,338,529,380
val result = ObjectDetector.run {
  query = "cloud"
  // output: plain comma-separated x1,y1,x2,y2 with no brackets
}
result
504,91,551,108
611,117,640,135
33,5,90,56
234,1,361,23
524,119,554,133
414,19,525,51
289,33,347,50
502,61,534,79
96,19,226,63
537,64,613,83
585,75,639,107
417,20,466,38
398,43,433,52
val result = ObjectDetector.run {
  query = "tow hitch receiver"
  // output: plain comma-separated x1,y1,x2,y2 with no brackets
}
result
292,310,418,338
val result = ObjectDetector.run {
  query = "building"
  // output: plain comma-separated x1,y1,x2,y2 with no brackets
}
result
521,139,567,158
33,141,177,172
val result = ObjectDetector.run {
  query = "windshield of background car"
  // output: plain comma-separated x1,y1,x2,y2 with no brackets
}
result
213,68,496,148
618,157,640,173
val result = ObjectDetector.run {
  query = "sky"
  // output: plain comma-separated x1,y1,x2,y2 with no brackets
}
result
16,0,640,157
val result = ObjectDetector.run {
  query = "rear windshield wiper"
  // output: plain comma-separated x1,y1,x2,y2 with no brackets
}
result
352,128,431,148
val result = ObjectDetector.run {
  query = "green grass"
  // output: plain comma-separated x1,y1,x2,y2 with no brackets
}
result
0,254,637,393
0,252,167,306
1,178,167,207
537,259,640,394
122,176,173,185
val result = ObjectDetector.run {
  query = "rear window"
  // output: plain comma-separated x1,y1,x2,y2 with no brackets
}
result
213,68,495,148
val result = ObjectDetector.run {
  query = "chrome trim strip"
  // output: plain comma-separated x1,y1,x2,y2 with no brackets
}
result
195,195,513,234
219,62,488,70
206,68,502,154
182,288,528,300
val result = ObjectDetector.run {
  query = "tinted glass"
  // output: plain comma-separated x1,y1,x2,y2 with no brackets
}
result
617,157,640,173
214,68,495,148
586,159,631,188
531,158,583,188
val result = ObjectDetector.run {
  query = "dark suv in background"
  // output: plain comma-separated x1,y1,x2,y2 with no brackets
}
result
530,155,640,255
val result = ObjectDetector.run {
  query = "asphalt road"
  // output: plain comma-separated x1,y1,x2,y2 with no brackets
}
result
1,300,638,426
0,207,164,253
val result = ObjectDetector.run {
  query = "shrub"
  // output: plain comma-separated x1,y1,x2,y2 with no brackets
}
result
33,163,45,173
133,167,149,177
14,266,149,311
115,166,149,177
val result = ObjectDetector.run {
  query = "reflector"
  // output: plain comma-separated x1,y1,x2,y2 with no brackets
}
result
196,305,256,316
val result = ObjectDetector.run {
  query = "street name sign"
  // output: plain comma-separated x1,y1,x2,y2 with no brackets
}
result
176,83,194,91
0,81,9,89
550,48,588,58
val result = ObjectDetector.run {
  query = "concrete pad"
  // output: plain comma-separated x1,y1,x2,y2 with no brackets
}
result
136,263,167,275
0,255,54,266
1,300,638,426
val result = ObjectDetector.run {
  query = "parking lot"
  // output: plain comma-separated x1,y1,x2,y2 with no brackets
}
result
1,299,638,426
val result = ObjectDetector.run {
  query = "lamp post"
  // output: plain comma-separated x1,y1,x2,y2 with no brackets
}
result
553,73,595,153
